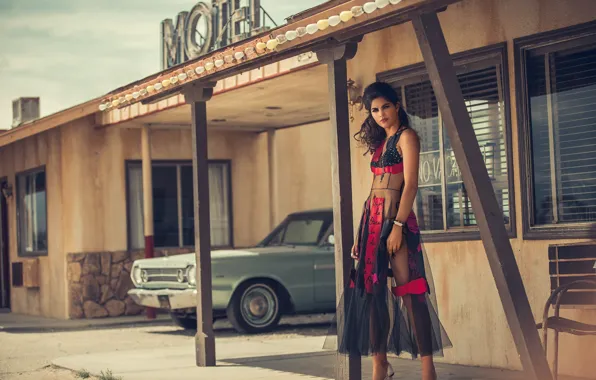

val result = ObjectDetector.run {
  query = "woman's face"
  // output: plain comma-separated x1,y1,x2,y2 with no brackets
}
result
370,97,399,130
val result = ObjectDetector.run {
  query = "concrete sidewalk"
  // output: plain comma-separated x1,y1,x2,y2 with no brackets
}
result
53,336,332,380
0,311,172,333
52,335,549,380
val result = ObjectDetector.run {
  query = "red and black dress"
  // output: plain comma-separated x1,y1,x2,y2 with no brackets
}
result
327,130,451,358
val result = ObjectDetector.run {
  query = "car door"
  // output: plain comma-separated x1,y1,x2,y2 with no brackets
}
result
264,213,328,312
313,223,336,309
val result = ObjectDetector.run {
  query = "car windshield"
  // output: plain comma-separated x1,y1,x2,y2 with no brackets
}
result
267,218,326,246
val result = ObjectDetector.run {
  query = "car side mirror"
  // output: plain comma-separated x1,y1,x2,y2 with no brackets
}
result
327,234,335,246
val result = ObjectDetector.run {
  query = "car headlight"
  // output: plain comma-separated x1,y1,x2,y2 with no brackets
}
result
131,265,142,285
177,269,185,283
186,265,196,286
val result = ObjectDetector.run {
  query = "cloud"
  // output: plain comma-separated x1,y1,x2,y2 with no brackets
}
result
0,0,326,127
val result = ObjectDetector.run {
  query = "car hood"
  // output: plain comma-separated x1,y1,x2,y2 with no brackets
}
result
132,246,299,268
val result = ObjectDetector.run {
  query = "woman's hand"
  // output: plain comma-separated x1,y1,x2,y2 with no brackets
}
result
386,226,403,256
351,242,360,260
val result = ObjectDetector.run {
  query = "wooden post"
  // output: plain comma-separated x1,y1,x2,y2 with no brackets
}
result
183,82,217,367
317,42,361,380
141,125,156,320
411,11,553,380
267,129,278,229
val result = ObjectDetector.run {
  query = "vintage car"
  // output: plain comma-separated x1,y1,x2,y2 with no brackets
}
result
128,208,336,333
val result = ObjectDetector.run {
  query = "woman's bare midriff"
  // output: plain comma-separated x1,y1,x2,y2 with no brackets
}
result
368,172,404,219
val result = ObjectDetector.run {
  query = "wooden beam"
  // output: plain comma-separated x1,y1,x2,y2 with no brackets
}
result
183,82,216,367
411,11,552,380
316,42,361,380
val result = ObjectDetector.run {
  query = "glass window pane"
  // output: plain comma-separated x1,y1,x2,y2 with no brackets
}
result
17,170,47,254
527,55,554,224
446,183,475,227
444,66,509,228
387,52,511,233
283,219,324,245
127,164,144,249
33,172,47,251
528,45,596,225
416,186,444,231
404,80,443,231
152,166,179,247
181,162,232,247
405,80,440,153
267,229,283,246
552,47,596,223
181,166,194,247
208,163,231,247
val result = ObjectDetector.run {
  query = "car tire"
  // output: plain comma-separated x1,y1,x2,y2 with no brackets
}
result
170,312,197,330
227,281,282,334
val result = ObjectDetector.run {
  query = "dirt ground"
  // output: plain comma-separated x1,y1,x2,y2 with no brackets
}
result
0,315,330,380
1,366,95,380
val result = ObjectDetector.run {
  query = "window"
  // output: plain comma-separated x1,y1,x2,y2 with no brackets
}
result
284,219,325,245
378,44,513,240
260,213,333,247
127,161,232,249
516,21,596,238
16,168,47,256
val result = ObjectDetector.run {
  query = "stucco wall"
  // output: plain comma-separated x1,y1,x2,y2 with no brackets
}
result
347,0,596,377
0,117,333,319
274,121,333,225
56,124,274,252
118,128,273,249
0,125,66,318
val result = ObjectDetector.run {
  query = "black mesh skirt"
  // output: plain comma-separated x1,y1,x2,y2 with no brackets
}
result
324,198,452,358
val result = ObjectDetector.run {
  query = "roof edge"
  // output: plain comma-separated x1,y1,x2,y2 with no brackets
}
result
0,97,101,148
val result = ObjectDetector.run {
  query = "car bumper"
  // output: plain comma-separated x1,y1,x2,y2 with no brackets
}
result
128,288,196,310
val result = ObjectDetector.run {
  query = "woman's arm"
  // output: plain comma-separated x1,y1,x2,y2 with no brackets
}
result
386,129,420,255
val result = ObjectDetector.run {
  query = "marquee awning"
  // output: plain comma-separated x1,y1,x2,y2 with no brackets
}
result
97,0,459,112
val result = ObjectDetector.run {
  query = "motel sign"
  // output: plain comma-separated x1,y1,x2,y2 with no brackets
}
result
161,0,270,69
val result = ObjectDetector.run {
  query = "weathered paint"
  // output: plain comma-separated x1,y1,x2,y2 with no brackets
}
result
0,116,332,319
347,0,596,377
0,126,66,319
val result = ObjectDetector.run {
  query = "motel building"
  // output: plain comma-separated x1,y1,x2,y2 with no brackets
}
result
0,0,595,378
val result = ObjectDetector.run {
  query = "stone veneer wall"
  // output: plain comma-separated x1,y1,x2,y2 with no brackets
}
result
67,248,194,319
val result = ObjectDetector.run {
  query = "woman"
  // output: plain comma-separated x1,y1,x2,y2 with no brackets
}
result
332,82,451,380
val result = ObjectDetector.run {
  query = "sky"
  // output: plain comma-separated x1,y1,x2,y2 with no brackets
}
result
0,0,326,128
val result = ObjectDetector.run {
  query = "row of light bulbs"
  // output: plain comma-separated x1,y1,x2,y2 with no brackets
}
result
99,0,404,111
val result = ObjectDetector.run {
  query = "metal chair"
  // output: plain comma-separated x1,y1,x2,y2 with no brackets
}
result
536,279,596,380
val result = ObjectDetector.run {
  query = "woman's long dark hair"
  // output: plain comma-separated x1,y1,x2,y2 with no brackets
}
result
354,81,411,155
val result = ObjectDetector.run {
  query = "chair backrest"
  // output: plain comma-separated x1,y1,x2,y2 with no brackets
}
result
543,278,596,322
548,243,596,307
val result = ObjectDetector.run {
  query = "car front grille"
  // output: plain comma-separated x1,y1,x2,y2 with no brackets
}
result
144,268,186,283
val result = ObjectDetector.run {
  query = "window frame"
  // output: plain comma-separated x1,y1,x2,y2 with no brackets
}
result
515,20,596,240
125,159,234,250
378,42,515,242
15,166,48,257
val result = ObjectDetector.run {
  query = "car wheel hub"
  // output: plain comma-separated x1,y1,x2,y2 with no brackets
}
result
241,285,278,328
249,296,267,317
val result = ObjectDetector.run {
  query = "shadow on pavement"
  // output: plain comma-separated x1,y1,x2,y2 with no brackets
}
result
222,351,336,379
220,352,553,380
226,352,592,380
